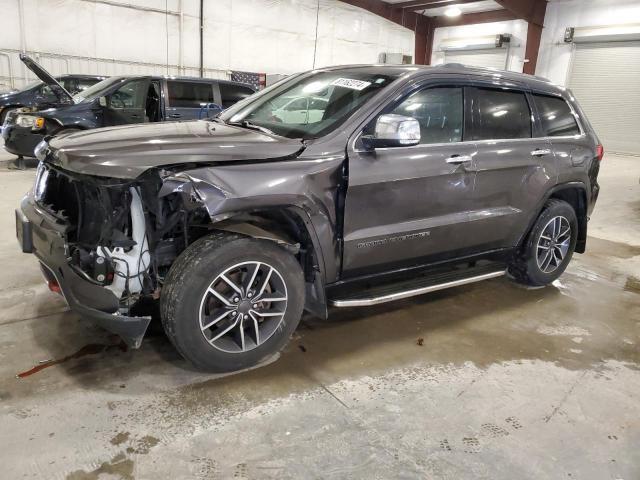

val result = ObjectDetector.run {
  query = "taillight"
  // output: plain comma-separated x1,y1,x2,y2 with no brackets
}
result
596,144,604,161
47,279,62,295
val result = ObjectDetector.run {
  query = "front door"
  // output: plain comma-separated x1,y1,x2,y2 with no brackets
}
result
342,84,479,276
104,78,150,126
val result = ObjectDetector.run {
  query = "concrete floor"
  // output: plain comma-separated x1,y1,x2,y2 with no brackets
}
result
0,144,638,480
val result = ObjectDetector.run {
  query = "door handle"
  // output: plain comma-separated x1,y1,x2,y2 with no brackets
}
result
169,113,182,118
446,154,473,164
531,148,552,157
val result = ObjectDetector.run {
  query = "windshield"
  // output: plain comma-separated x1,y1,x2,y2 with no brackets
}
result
72,77,126,103
219,69,400,139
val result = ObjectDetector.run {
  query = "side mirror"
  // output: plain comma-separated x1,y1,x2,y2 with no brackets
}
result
362,114,421,149
98,96,107,107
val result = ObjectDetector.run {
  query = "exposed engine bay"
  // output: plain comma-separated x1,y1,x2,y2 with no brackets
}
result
33,162,211,315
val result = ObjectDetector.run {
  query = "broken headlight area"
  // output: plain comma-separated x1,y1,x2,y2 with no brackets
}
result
34,163,208,314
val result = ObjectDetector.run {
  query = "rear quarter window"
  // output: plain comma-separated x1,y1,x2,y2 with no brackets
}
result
533,94,581,137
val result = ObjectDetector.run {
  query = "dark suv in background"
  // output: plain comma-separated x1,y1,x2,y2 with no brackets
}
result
0,73,106,124
16,64,602,371
2,55,255,157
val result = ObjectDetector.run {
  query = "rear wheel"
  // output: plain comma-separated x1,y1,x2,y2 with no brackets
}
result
161,232,305,372
509,199,578,286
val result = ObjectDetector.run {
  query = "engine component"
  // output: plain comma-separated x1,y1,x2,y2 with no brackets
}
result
97,187,150,299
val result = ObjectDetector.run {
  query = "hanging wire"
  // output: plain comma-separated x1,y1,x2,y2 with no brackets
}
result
312,0,320,69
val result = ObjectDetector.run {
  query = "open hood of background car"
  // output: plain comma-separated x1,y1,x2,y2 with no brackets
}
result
20,54,74,105
45,120,306,178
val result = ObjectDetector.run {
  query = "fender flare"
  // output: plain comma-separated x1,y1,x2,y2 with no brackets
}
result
516,181,589,253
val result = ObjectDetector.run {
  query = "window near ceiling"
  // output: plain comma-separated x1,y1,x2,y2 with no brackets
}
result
533,94,581,137
168,81,214,108
388,86,464,144
472,88,531,140
219,83,255,109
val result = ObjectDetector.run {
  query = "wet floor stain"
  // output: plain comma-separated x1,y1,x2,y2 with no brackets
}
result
125,435,159,454
624,276,640,294
16,341,127,379
66,453,134,480
110,431,130,446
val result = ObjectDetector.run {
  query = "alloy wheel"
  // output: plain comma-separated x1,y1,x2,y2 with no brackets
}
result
198,261,288,353
536,215,571,274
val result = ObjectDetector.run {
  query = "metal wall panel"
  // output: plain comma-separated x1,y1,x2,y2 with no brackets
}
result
444,48,508,70
568,41,640,155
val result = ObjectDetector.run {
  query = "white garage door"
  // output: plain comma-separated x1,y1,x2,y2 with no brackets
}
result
568,41,640,155
444,48,507,70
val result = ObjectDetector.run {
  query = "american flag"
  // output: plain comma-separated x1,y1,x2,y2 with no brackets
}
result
231,71,266,91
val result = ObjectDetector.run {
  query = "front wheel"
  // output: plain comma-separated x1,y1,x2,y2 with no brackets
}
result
160,232,305,372
509,199,578,286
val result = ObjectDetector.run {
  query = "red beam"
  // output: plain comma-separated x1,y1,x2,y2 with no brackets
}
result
337,0,422,29
524,22,542,74
433,8,517,27
393,0,484,9
495,0,546,26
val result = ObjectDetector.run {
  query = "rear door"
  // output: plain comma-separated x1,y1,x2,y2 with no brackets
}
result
165,80,215,120
342,81,479,276
104,78,150,126
467,84,557,250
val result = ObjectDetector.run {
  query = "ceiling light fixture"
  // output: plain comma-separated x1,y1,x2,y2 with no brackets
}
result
444,6,462,17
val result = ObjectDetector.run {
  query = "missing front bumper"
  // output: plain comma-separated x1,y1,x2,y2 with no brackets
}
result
17,197,151,349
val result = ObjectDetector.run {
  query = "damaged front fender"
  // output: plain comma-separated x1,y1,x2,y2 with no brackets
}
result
158,155,345,283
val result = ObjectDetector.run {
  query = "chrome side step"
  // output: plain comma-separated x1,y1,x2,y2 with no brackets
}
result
330,270,505,308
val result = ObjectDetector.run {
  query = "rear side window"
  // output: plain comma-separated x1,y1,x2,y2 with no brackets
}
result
220,83,254,109
76,78,100,92
61,79,77,93
389,86,463,144
533,94,581,137
168,81,214,108
472,88,531,140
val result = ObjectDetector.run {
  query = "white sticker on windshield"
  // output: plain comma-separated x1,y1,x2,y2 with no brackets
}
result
331,78,372,91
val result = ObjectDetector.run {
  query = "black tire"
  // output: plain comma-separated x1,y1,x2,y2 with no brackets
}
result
160,232,305,372
509,199,578,286
0,107,17,125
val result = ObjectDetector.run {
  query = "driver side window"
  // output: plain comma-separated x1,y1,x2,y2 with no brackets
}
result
109,79,148,109
389,87,463,145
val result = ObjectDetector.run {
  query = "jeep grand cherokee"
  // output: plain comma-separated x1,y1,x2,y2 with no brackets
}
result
16,64,602,371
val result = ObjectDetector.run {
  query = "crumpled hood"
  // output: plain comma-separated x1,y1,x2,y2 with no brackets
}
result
46,120,305,178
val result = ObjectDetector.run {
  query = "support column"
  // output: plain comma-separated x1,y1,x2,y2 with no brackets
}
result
414,17,435,65
524,22,543,75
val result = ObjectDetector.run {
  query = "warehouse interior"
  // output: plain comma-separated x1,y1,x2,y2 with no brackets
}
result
0,0,638,478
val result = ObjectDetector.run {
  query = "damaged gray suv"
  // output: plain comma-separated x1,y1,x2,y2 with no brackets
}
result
16,65,602,371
